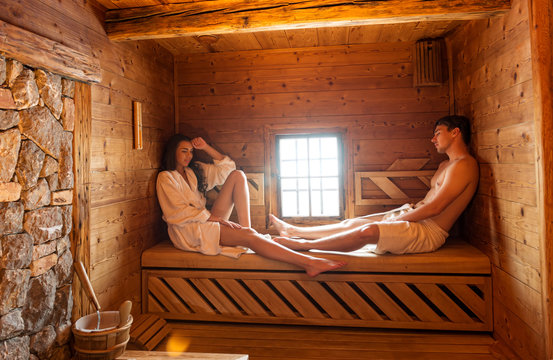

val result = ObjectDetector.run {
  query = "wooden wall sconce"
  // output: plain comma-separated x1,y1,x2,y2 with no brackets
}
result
133,101,143,150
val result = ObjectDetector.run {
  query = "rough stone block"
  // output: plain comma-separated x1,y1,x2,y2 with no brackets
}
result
0,182,22,202
5,59,23,87
60,97,74,131
21,178,50,210
35,70,63,119
30,325,56,359
32,240,57,261
30,253,58,277
56,235,70,255
0,128,21,182
11,69,40,110
22,270,56,332
0,335,30,360
23,207,63,244
61,78,74,98
0,202,24,235
19,106,63,159
15,140,45,190
52,286,72,330
58,131,73,189
55,250,72,286
0,110,20,130
60,205,72,237
0,269,30,315
39,156,58,178
0,88,17,109
0,56,5,86
51,190,72,206
46,173,58,191
0,310,24,341
0,233,33,269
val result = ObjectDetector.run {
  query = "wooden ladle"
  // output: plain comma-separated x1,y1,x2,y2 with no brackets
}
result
74,261,101,312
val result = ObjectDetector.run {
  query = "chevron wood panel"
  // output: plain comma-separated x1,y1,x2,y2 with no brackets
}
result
355,170,435,205
143,270,492,331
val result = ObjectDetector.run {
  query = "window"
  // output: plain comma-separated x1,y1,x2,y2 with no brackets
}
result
276,134,342,218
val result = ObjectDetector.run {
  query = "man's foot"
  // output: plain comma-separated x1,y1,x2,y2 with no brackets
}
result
268,214,295,237
273,236,309,250
305,257,347,277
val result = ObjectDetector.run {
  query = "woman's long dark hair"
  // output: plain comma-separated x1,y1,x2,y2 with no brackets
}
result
161,134,207,194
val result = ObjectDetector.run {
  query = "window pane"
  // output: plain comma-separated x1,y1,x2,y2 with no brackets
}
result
309,138,320,159
311,190,321,215
298,191,309,216
281,178,297,191
281,191,298,217
296,139,308,160
297,160,308,177
298,178,309,190
280,160,297,177
321,159,338,176
322,177,338,190
310,160,321,176
310,178,321,190
321,138,337,158
279,139,297,160
322,190,339,216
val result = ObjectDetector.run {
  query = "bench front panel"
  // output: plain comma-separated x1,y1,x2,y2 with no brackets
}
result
142,269,492,331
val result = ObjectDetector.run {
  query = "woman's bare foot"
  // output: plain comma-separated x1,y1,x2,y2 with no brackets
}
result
273,236,309,250
268,214,296,237
304,257,346,277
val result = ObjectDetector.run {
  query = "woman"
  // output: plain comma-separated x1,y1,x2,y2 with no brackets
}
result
156,134,345,276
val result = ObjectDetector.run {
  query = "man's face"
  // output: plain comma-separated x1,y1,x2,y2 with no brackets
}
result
431,125,455,153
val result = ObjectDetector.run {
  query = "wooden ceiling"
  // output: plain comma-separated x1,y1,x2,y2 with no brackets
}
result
95,0,510,55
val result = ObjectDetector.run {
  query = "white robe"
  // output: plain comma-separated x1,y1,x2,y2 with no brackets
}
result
156,156,246,258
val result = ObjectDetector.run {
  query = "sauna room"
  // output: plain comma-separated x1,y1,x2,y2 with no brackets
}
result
0,0,551,359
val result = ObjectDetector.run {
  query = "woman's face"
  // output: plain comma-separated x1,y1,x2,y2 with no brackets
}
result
175,140,194,169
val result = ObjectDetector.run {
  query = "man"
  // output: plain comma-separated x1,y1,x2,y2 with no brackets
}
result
269,115,479,254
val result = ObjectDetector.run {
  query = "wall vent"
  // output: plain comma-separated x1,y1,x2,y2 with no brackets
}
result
414,39,444,87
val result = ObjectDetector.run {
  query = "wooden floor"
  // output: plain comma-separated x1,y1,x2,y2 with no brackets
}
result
154,321,507,360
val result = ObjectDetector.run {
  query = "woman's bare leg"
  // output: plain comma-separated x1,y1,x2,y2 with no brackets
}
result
269,213,387,239
219,226,346,277
211,170,251,227
274,223,380,252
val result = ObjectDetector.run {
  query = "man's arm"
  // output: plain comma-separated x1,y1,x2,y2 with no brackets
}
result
394,159,476,222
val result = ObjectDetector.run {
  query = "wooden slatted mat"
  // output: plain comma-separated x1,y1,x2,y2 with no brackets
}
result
143,270,492,331
128,313,172,351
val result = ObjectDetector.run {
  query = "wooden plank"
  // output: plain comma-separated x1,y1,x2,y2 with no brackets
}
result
295,280,353,320
415,283,473,323
105,0,510,41
325,282,383,321
242,280,296,318
356,282,412,322
528,0,553,358
120,350,248,360
269,280,327,319
72,82,92,321
217,279,269,317
385,283,443,322
148,277,191,314
165,278,216,314
0,19,100,82
189,279,241,315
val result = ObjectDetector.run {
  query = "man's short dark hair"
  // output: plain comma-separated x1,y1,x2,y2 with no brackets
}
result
434,115,471,145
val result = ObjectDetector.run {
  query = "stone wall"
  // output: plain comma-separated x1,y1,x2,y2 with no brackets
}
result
0,55,75,360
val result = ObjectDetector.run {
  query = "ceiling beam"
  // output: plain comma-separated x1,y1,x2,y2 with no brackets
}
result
105,0,510,41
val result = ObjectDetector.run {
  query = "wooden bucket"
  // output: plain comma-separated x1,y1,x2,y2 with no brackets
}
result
72,311,133,360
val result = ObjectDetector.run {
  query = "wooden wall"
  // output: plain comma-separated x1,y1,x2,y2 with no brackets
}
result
176,42,449,230
0,0,175,314
448,0,544,358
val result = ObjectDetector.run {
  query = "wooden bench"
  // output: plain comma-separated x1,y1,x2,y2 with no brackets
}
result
141,239,492,331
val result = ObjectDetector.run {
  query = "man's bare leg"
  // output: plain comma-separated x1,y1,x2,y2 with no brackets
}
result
269,212,389,239
274,223,380,253
220,226,346,277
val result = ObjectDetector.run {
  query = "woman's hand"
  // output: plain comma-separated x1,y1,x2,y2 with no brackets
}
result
191,137,208,150
207,214,242,229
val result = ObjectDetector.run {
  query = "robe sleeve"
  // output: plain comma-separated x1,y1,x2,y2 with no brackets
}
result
156,171,211,226
198,156,236,191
